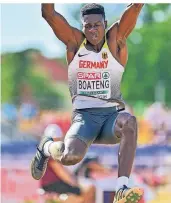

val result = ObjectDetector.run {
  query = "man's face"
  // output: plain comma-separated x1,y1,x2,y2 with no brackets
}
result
82,14,107,46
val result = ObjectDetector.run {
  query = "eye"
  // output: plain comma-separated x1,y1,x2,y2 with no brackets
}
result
85,25,89,29
95,23,102,28
85,24,91,29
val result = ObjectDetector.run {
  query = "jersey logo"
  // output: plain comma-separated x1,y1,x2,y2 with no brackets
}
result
78,53,90,57
102,72,110,79
102,52,108,60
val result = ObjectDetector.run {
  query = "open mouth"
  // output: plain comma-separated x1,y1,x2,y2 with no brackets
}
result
91,34,98,40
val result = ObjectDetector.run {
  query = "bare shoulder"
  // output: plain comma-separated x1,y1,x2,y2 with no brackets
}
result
66,27,85,65
106,22,128,67
105,22,119,58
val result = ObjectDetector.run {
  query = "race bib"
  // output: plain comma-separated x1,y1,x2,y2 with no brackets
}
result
77,71,111,99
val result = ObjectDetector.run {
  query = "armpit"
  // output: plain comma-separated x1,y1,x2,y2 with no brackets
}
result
67,44,76,51
117,37,126,49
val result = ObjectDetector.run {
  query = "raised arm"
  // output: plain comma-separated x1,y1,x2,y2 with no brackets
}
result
42,3,83,47
117,4,144,42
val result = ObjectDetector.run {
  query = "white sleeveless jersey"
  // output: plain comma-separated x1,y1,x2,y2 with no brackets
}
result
68,38,125,109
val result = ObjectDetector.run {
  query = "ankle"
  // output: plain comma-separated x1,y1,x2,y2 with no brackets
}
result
116,176,129,191
43,140,53,157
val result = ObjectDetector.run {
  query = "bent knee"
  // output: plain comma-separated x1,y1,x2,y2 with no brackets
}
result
123,115,137,138
115,113,137,137
61,150,84,165
116,113,137,128
126,115,137,128
61,138,88,166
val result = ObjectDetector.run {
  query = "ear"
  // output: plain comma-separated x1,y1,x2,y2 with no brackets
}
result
81,22,84,32
104,20,107,29
82,24,85,33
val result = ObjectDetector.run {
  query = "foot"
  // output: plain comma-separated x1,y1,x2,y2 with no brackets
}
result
31,136,53,180
113,185,143,203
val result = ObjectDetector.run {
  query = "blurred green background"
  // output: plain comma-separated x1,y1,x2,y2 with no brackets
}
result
1,4,171,113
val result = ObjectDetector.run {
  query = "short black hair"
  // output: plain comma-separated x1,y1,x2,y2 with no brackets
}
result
80,3,105,20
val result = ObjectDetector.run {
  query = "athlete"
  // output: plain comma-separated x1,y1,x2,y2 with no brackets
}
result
31,3,144,203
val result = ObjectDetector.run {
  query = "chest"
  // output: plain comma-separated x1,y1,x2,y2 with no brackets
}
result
73,48,112,70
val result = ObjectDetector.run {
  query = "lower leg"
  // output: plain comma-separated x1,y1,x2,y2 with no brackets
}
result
118,116,137,177
116,116,137,190
60,138,88,165
111,115,143,202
